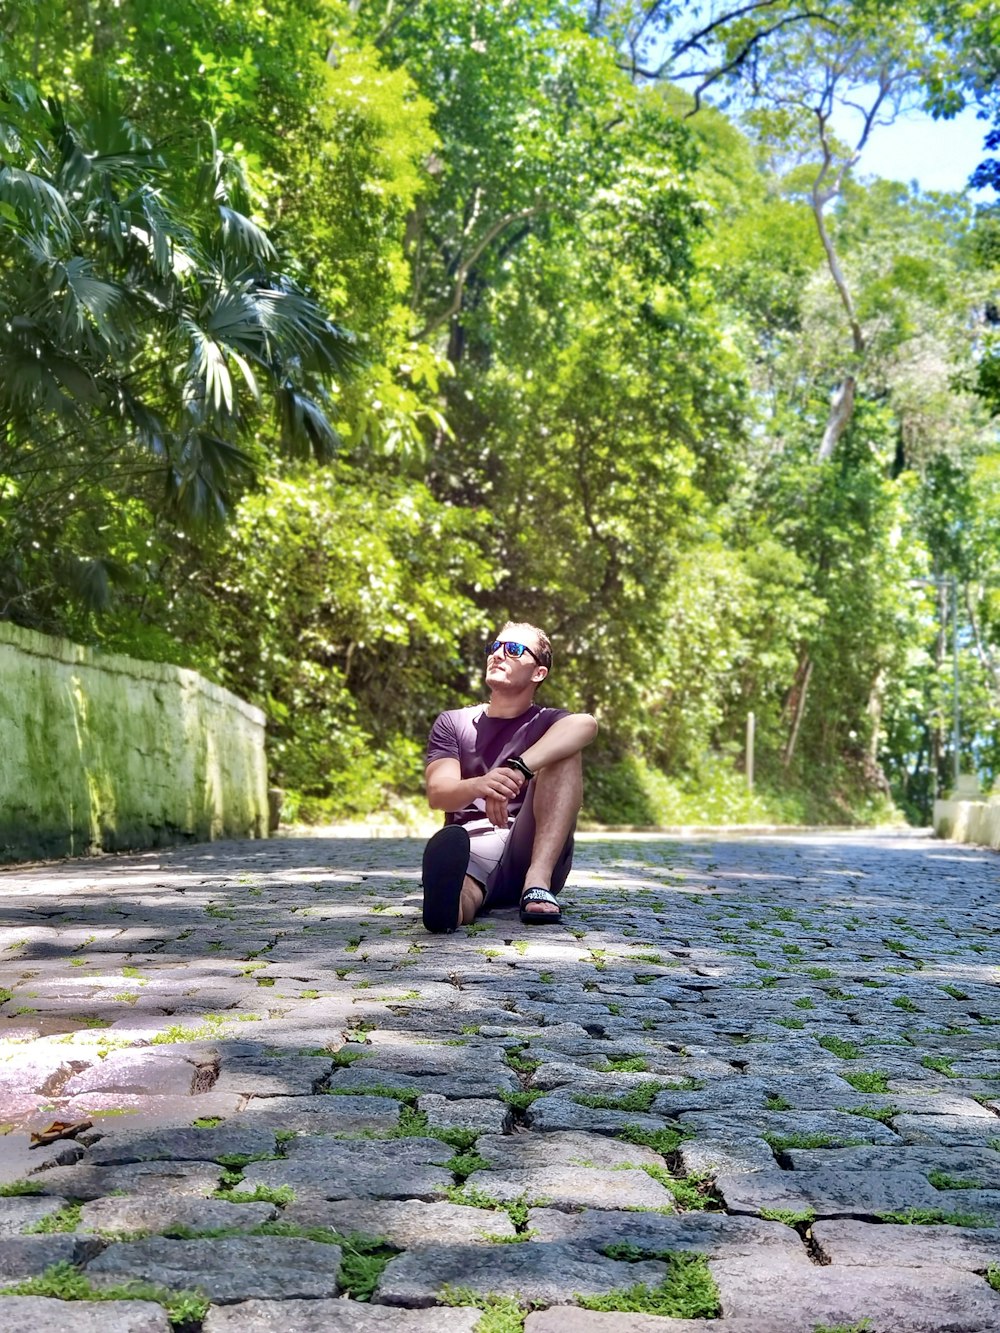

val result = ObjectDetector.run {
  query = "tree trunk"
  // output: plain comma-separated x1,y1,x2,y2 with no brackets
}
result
965,585,1000,702
817,375,856,463
782,653,813,767
930,583,947,798
866,668,885,761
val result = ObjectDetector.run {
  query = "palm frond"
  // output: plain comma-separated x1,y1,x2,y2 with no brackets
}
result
181,317,235,420
219,206,276,263
165,431,257,527
62,256,126,343
0,165,73,241
276,384,341,461
255,283,363,376
61,554,133,612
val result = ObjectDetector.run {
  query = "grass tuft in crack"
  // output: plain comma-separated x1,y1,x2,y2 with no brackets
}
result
336,1230,401,1301
439,1287,529,1332
580,1249,720,1317
24,1201,82,1233
3,1261,209,1329
760,1206,816,1227
574,1080,700,1113
877,1207,991,1226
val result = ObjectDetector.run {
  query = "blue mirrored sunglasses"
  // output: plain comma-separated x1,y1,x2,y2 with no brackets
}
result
486,639,541,664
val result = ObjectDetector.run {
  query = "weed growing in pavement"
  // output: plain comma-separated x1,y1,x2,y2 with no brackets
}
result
336,1231,401,1301
616,1125,686,1156
212,1168,294,1205
444,1151,489,1181
579,1250,720,1317
24,1201,82,1233
3,1261,210,1326
806,967,835,980
759,1207,816,1227
920,1055,956,1078
438,1288,529,1332
642,1164,718,1212
817,1036,861,1060
926,1170,983,1190
0,1181,43,1196
841,1071,891,1094
499,1090,545,1112
537,971,555,984
877,1207,990,1226
813,1321,873,1333
331,1048,368,1068
940,985,969,1000
324,1083,421,1104
776,1018,805,1029
892,996,920,1012
191,1117,223,1128
764,1094,793,1111
986,1265,1000,1292
793,997,815,1009
504,1046,539,1074
764,1133,865,1151
598,1056,650,1073
836,1105,899,1124
574,1080,701,1114
215,1152,279,1168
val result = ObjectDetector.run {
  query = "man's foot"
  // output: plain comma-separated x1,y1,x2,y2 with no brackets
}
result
519,887,562,925
422,825,470,933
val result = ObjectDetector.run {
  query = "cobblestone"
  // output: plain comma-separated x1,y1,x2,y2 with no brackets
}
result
0,827,997,1331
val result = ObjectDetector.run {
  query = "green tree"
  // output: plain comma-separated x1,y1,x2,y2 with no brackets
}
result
0,77,356,630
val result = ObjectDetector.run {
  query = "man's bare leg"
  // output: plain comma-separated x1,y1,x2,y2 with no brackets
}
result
521,753,582,915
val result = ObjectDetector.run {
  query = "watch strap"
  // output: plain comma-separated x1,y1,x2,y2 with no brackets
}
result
503,755,535,781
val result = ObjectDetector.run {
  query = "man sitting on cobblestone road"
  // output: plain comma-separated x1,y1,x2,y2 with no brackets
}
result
420,620,598,933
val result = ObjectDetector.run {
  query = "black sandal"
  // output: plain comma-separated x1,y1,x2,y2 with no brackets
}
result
519,887,562,925
421,825,471,933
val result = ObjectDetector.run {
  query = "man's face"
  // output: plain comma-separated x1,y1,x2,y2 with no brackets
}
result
485,624,547,689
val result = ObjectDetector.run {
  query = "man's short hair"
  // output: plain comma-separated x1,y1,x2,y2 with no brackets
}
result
500,621,552,672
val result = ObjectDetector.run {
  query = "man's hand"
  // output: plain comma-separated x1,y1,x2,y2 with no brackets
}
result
478,764,524,828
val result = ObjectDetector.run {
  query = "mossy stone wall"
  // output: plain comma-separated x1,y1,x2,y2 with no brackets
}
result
0,622,268,862
933,794,1000,851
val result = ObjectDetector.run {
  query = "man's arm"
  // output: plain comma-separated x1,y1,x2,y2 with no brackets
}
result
426,759,521,815
426,712,598,828
520,713,598,773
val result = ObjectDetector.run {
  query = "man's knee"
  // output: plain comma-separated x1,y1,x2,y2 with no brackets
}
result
535,751,583,800
536,751,583,784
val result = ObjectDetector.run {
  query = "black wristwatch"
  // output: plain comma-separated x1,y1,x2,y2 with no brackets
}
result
503,755,535,781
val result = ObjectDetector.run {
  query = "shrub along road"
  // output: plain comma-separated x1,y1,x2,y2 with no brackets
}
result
0,829,998,1331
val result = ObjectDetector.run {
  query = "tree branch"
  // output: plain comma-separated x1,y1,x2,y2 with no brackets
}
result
416,205,545,339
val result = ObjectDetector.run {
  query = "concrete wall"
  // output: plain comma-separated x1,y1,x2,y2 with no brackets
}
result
933,794,1000,852
0,622,268,862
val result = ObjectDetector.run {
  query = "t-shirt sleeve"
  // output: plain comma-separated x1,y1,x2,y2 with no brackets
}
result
530,706,571,742
426,711,460,768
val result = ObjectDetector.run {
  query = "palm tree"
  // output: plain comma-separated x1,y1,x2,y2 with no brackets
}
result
0,78,361,627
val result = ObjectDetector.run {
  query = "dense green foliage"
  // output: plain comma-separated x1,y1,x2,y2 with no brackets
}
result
2,0,998,825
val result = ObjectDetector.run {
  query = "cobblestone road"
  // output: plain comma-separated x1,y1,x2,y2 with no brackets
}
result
0,828,998,1332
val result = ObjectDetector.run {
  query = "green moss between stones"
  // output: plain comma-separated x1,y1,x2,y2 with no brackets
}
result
581,1250,720,1317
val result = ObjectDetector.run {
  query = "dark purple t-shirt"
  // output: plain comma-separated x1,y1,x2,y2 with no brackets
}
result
426,703,570,827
